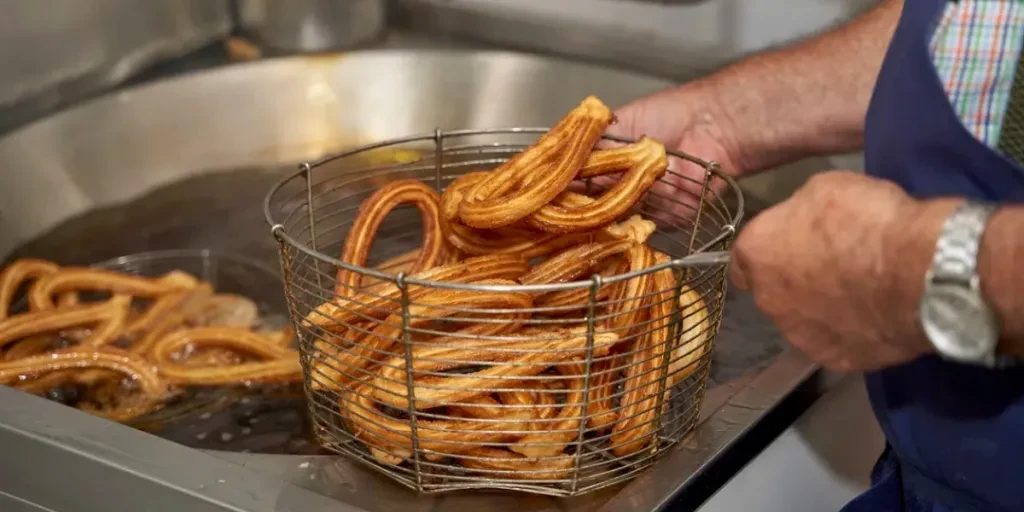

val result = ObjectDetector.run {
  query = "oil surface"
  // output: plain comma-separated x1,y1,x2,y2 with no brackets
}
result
6,165,783,455
7,166,329,454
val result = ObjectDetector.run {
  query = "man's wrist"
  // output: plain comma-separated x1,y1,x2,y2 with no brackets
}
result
883,198,962,355
979,207,1024,350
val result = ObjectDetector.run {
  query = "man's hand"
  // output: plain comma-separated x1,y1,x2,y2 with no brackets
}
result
601,85,743,219
729,171,940,372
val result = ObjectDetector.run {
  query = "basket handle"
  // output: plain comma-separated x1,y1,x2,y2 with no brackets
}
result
675,251,730,267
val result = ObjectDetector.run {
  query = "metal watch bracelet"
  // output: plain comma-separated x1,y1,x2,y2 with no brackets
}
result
926,202,1019,368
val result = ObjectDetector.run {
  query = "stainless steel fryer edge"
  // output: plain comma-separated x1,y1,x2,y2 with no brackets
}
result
0,386,360,512
205,351,819,512
0,351,816,512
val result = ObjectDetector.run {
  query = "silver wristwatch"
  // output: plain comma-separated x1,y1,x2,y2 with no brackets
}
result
918,202,1001,366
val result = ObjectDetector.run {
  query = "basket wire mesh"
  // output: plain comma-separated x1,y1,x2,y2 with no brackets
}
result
263,128,743,496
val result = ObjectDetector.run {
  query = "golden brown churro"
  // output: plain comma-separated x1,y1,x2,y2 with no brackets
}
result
335,180,448,297
0,259,58,318
0,295,131,351
519,239,632,287
457,96,613,228
609,265,675,456
0,258,303,424
359,246,461,288
526,138,668,233
369,328,618,410
0,347,168,420
584,352,626,431
511,363,587,458
443,219,593,260
601,243,657,341
460,447,576,480
579,138,666,178
311,282,534,393
28,268,193,311
303,254,530,333
149,327,302,385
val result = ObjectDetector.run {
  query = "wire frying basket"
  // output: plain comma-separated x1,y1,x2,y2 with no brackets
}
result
263,127,743,496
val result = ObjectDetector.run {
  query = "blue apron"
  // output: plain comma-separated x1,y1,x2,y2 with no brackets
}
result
841,0,1024,511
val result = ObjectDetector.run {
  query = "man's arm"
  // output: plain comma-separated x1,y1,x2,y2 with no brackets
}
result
729,171,1020,372
896,201,1024,356
698,0,903,175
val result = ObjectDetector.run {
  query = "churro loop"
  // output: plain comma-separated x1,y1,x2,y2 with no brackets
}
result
534,257,623,313
601,243,657,340
457,96,613,228
0,295,131,351
28,268,196,311
0,347,168,420
4,335,55,361
335,180,448,297
578,138,666,179
448,379,561,427
519,239,631,287
440,172,488,222
525,138,668,233
370,328,618,410
343,381,533,460
130,283,214,356
149,326,301,385
303,254,530,333
443,219,593,260
0,259,58,318
583,353,626,431
311,281,534,392
510,363,587,458
609,265,675,456
460,447,575,480
359,246,461,289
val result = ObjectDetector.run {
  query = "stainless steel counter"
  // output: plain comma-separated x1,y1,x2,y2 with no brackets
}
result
698,374,884,512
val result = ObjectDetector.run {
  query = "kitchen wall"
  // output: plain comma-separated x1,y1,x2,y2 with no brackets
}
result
423,0,876,54
409,0,877,204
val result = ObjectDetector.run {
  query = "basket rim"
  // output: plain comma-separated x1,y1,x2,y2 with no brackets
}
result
262,128,744,292
92,248,282,279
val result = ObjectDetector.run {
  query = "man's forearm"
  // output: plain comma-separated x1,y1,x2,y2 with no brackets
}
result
700,0,902,175
894,200,1024,356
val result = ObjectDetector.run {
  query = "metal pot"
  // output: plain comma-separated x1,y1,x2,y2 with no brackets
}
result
236,0,387,53
0,0,231,133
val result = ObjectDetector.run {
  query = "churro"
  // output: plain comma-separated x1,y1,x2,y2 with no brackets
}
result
609,265,675,456
0,347,168,420
511,363,587,458
460,447,575,480
0,259,58,318
0,295,131,351
369,328,618,410
303,254,530,333
0,258,303,425
526,138,668,233
149,326,301,385
28,268,195,311
601,243,657,342
335,180,448,296
457,96,613,228
311,281,534,392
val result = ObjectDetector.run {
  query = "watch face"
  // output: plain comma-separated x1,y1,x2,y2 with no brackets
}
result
920,283,998,363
